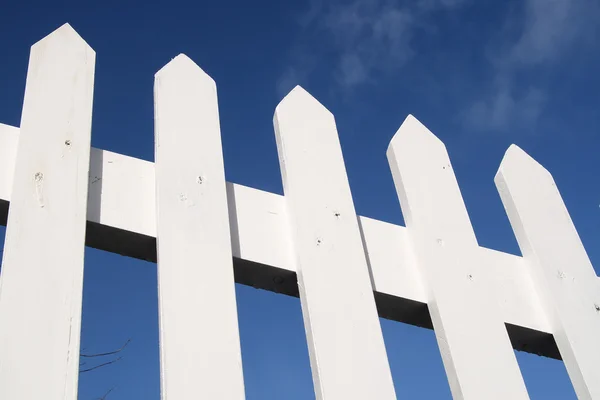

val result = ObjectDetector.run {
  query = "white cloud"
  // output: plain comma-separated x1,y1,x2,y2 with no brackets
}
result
464,0,599,132
323,1,414,87
280,0,598,134
464,79,546,131
278,0,469,93
418,0,469,11
509,0,598,66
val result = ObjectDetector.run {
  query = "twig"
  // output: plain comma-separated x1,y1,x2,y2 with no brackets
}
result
80,357,123,373
96,386,115,400
81,338,131,358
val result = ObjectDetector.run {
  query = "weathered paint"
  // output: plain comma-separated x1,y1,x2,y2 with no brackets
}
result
154,54,245,398
496,145,600,399
0,24,95,400
387,115,530,399
273,87,396,399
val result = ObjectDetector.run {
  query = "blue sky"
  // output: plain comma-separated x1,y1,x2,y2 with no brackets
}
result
0,0,599,398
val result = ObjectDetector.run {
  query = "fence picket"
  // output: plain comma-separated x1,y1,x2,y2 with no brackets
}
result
386,115,529,399
273,86,396,400
0,24,95,400
496,145,600,399
154,54,245,399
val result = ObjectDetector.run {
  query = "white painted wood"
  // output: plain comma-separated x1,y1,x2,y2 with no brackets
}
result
481,247,548,332
87,148,156,237
0,24,95,400
359,216,425,302
273,86,396,399
0,124,570,338
154,54,245,399
0,124,19,202
387,115,529,399
496,145,600,399
227,183,294,269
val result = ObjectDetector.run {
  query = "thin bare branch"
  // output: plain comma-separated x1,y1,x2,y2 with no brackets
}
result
81,338,131,358
80,356,123,373
96,386,115,400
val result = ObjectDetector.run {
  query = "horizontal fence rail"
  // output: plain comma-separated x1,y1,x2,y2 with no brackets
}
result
1,24,599,400
0,122,569,350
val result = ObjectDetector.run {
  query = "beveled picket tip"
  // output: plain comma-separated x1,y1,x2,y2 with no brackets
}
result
155,53,215,85
386,114,448,161
274,85,334,122
31,23,94,55
495,144,554,186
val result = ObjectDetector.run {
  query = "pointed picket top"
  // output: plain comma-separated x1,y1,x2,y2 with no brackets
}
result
496,144,554,189
276,85,327,111
154,53,220,149
387,114,448,166
274,85,334,131
273,85,343,197
155,53,215,88
31,23,94,56
494,144,584,264
387,114,475,239
154,53,216,102
495,144,600,399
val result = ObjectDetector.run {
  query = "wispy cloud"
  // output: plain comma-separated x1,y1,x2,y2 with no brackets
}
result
465,79,546,132
417,0,469,11
464,0,600,132
280,0,599,134
324,1,414,87
277,0,469,95
508,0,597,66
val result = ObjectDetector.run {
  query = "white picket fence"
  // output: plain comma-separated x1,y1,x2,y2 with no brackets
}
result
0,23,599,400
